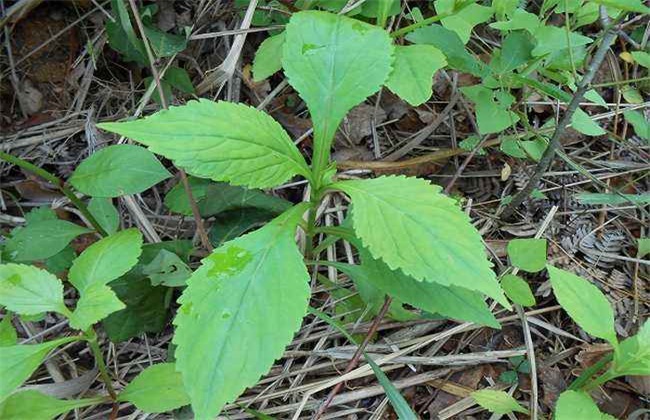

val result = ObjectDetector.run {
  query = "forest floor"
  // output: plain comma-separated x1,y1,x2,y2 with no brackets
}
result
0,1,648,419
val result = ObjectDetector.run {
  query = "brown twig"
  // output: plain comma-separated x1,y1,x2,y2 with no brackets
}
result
501,16,619,219
313,296,393,419
127,0,213,252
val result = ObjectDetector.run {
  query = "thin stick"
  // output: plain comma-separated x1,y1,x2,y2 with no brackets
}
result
313,296,393,419
127,0,213,252
501,17,619,218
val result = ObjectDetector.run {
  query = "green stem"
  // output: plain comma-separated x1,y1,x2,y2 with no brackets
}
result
304,189,322,261
390,0,476,38
85,328,117,400
592,75,650,88
567,352,613,391
0,151,108,237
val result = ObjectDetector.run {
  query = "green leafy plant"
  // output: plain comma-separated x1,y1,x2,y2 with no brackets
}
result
92,9,514,418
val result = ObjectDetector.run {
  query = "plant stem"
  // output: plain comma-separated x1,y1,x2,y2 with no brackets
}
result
592,75,650,88
0,151,108,236
313,296,393,419
390,0,475,38
85,328,117,400
127,0,213,253
304,188,322,261
567,351,613,391
501,19,618,219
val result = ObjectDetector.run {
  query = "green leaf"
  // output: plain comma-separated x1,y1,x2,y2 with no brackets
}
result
548,265,617,346
406,24,489,77
638,238,650,258
173,205,310,418
592,0,650,12
0,390,103,420
24,207,56,223
437,2,493,44
574,192,650,205
165,177,291,217
209,208,278,247
571,108,606,136
142,249,191,287
624,110,649,142
118,363,190,413
610,320,650,376
253,32,285,82
331,248,500,328
69,283,125,331
4,220,91,262
103,276,168,342
359,0,401,26
385,45,447,106
0,337,77,402
532,26,593,57
143,25,187,57
43,246,75,276
333,176,508,307
70,145,171,198
460,85,519,135
163,67,195,94
555,390,603,420
507,238,547,273
0,316,17,347
492,0,519,20
490,31,534,74
490,8,541,31
472,389,529,414
282,11,393,171
88,197,119,235
97,100,310,189
0,264,67,315
501,274,536,307
144,76,172,106
69,228,143,292
105,0,147,65
631,51,650,68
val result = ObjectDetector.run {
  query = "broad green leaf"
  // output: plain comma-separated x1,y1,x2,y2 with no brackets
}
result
143,25,187,57
173,205,310,418
548,265,617,345
490,31,534,74
592,0,650,12
253,32,285,81
0,264,67,315
331,248,500,328
571,108,606,136
359,0,401,26
624,110,649,142
460,85,519,135
4,220,91,262
118,363,189,413
621,85,644,104
105,0,147,65
24,207,56,223
45,246,76,276
144,76,172,106
209,208,278,247
165,177,291,217
333,176,508,307
501,274,536,307
437,2,493,44
70,145,171,198
88,197,119,235
631,51,650,68
610,320,650,376
555,391,603,420
532,26,592,57
490,8,541,31
406,24,489,77
142,249,191,287
0,337,77,402
385,45,447,106
575,2,600,27
507,238,547,272
0,316,17,347
98,100,310,189
493,0,519,19
164,67,195,94
68,283,125,331
69,228,143,292
472,389,529,414
103,277,168,342
0,390,103,420
282,11,393,172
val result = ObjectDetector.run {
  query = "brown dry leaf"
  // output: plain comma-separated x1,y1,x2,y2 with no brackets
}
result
339,103,386,145
575,343,613,370
539,366,567,411
14,179,63,202
332,145,374,163
427,365,491,416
